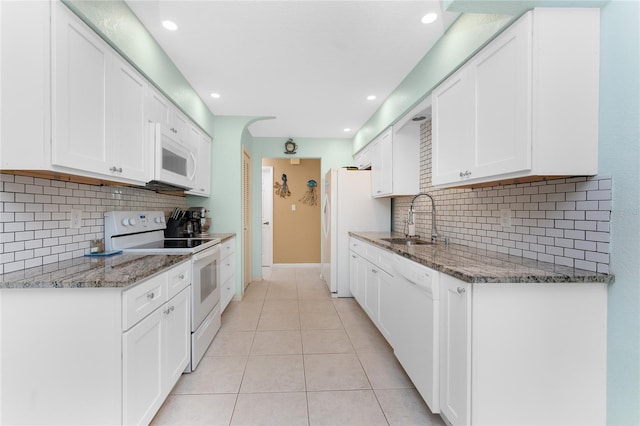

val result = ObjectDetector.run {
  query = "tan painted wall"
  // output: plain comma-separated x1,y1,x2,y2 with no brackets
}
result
262,158,321,264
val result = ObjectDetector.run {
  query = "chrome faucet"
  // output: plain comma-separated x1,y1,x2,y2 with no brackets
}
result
407,193,439,243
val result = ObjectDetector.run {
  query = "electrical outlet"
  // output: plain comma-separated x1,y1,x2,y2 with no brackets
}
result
70,209,82,229
291,204,296,211
499,209,512,227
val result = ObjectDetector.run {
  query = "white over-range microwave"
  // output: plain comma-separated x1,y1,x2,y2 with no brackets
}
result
151,123,197,189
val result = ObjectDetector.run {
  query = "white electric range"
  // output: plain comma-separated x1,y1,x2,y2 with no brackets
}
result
104,210,221,372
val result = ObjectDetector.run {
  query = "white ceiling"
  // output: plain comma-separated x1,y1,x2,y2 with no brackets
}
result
125,1,459,139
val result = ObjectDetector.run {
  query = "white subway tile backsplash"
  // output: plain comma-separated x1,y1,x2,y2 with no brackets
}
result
391,119,612,273
1,173,187,273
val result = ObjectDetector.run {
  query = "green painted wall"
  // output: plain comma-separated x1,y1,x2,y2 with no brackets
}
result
249,137,353,278
597,1,640,423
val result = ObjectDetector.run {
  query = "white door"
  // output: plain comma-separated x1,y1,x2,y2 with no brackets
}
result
321,170,332,287
242,148,252,290
261,166,274,267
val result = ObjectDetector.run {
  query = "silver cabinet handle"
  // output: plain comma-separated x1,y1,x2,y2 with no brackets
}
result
146,292,155,300
459,171,472,178
456,286,466,294
371,269,378,274
352,254,357,259
179,274,185,280
109,166,123,173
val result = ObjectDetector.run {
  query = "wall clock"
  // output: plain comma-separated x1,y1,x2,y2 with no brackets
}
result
284,138,297,154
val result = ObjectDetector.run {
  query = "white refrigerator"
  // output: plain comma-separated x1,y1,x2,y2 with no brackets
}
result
321,168,391,297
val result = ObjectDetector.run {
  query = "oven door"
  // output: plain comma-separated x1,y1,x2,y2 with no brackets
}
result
154,123,197,189
191,245,220,331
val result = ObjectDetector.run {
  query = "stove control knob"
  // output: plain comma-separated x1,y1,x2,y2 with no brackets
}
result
121,218,129,226
129,218,137,226
155,216,164,224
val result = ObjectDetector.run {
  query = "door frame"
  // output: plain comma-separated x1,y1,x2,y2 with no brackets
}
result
261,166,274,267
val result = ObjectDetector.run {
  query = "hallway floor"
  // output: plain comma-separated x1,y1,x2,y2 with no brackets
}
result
152,266,444,425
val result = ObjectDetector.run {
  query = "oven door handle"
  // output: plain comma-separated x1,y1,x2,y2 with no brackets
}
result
192,247,219,262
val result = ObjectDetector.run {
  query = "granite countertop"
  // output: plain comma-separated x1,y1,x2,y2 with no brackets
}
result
0,253,191,290
210,233,235,242
350,232,614,284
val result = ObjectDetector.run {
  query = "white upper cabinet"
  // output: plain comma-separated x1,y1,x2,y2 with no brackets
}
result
353,145,372,170
52,2,110,174
52,2,150,184
185,125,212,197
145,86,172,128
370,124,420,198
109,56,152,183
432,8,599,188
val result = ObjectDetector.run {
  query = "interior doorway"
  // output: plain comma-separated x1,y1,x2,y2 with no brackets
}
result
261,158,321,265
261,166,274,267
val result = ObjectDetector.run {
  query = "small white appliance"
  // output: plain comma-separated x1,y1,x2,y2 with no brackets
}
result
151,123,197,189
104,211,221,372
321,168,390,297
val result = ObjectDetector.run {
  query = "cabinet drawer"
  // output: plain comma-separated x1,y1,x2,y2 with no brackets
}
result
363,243,394,275
122,272,168,331
220,254,235,284
167,261,190,300
349,237,365,256
220,238,235,259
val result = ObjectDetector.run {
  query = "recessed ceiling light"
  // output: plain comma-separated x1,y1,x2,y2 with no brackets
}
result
162,20,178,31
421,13,438,24
366,95,376,101
343,128,352,132
210,93,221,99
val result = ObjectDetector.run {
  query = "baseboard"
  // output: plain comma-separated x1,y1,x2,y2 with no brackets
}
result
270,263,321,268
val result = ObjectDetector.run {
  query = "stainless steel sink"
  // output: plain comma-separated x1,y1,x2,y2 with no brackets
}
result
381,237,433,245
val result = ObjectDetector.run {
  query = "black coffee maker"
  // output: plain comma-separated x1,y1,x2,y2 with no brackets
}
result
185,207,210,237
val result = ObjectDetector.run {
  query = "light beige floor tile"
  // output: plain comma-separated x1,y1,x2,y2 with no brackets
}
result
302,329,354,354
220,310,260,333
243,282,268,301
151,394,237,426
251,330,303,355
345,327,393,354
307,390,387,426
300,310,343,330
266,287,299,300
257,310,301,330
332,298,363,313
205,330,255,357
295,266,321,278
304,353,371,391
231,392,309,426
298,300,337,314
240,355,305,393
375,388,445,426
297,285,332,300
171,356,248,394
358,351,415,389
262,299,299,313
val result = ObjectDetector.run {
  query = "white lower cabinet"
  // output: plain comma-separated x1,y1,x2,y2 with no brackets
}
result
0,261,191,425
220,237,236,312
123,285,190,425
439,274,608,425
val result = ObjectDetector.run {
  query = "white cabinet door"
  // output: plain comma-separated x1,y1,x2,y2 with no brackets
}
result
52,2,109,173
145,86,171,127
169,108,189,145
109,56,150,183
440,275,471,426
185,126,212,196
163,286,191,394
376,268,395,343
363,264,380,322
431,68,473,186
371,128,393,197
122,307,164,426
349,251,360,301
470,12,531,180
